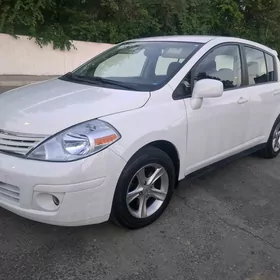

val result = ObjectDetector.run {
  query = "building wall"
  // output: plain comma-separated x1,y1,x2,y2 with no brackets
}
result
0,33,113,75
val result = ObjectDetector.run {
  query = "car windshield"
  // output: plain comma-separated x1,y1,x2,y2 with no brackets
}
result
61,41,203,91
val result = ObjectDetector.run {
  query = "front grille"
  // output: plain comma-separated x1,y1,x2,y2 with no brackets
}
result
0,129,47,155
0,181,20,204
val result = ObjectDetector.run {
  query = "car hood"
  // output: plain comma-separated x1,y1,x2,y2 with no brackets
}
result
0,79,150,135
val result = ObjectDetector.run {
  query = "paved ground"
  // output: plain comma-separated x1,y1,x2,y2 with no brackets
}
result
0,87,15,94
0,86,280,280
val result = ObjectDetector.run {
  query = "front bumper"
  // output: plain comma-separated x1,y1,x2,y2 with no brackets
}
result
0,148,127,226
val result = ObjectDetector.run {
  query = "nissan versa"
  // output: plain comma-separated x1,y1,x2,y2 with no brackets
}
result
1,35,280,229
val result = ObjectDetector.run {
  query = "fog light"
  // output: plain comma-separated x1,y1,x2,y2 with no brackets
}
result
52,195,60,206
34,192,64,212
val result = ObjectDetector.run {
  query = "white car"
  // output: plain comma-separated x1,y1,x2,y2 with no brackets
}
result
0,35,280,229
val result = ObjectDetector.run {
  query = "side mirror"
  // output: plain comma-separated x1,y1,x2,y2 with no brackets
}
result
191,78,223,110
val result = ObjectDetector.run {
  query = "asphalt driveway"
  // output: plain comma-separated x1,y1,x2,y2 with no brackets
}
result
0,86,280,280
0,87,15,94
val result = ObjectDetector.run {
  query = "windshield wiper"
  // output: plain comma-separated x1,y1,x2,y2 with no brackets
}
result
83,76,138,90
61,72,93,84
61,72,137,90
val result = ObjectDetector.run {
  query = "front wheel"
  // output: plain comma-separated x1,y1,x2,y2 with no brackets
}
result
110,146,176,229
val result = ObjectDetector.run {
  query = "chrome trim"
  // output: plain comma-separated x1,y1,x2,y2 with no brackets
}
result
0,129,48,138
0,129,49,156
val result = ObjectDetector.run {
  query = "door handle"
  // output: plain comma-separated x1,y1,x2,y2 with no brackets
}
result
273,91,280,96
237,97,248,104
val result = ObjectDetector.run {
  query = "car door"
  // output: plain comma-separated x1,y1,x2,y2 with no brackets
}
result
182,44,251,174
242,46,280,142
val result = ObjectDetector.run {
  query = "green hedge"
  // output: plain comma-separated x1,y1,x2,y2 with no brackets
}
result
1,0,280,53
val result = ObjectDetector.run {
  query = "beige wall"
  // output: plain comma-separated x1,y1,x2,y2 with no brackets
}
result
0,33,113,75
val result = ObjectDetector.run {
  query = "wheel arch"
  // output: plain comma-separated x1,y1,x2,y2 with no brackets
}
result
128,140,181,185
266,111,280,142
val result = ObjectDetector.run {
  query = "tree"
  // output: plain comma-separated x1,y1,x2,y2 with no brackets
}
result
1,0,280,53
238,0,280,51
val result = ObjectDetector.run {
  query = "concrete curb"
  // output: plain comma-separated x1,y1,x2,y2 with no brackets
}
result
0,80,39,87
0,75,59,87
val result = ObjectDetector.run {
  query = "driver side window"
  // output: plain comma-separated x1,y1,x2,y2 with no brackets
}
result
193,45,242,90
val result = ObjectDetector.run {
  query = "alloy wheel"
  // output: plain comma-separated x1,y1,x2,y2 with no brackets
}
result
272,123,280,152
126,163,169,219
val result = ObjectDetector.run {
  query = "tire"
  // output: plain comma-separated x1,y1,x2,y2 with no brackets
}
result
258,115,280,159
110,146,176,229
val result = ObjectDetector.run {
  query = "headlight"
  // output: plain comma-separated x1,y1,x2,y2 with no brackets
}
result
27,120,121,162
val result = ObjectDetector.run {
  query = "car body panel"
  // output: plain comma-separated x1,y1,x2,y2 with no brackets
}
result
102,84,188,180
183,88,251,174
0,79,150,134
0,148,126,226
246,82,280,141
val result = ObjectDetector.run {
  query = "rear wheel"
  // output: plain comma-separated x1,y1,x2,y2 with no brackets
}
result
258,116,280,159
110,146,176,229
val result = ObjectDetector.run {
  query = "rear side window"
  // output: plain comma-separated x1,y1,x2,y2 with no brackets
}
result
244,47,267,85
244,47,277,84
265,53,276,82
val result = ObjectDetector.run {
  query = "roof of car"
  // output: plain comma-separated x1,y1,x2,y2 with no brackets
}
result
127,35,277,56
129,35,217,43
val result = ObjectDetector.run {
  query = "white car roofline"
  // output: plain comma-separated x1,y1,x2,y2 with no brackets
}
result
122,35,277,56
